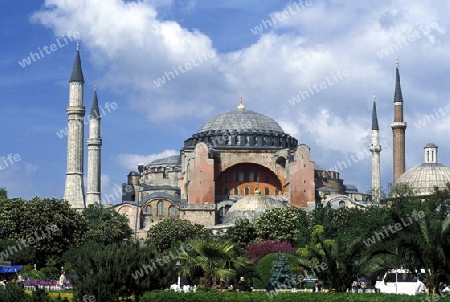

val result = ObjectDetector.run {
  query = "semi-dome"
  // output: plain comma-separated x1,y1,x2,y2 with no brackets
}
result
184,99,298,149
222,192,287,225
396,143,450,195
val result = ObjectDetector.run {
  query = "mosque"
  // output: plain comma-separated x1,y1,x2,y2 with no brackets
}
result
61,48,450,238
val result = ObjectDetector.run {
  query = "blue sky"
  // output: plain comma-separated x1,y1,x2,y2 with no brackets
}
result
1,0,450,203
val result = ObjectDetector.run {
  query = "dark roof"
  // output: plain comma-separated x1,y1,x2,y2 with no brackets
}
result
372,100,379,130
393,66,403,103
149,155,180,165
90,88,100,119
141,192,183,205
69,50,84,83
425,143,437,148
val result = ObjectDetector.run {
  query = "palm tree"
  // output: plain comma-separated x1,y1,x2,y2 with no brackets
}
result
394,214,450,293
178,238,249,287
297,225,393,292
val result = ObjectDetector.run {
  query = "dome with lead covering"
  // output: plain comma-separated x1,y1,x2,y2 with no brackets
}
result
223,193,287,225
184,99,298,149
396,143,450,195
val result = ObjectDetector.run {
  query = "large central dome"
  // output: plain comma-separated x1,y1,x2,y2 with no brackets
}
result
183,100,298,150
199,109,285,134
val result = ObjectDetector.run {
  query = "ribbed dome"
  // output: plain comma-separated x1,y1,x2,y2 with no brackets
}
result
198,109,285,134
223,194,287,225
396,163,450,196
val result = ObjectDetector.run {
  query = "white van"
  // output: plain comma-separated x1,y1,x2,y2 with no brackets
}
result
375,269,425,295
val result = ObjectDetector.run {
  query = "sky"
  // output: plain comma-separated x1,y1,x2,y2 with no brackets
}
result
1,0,450,204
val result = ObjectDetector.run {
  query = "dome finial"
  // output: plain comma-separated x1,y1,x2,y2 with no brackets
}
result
237,92,245,110
77,43,81,51
395,58,399,68
373,94,376,102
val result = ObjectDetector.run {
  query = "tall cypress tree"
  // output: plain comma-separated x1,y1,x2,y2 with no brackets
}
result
269,253,297,289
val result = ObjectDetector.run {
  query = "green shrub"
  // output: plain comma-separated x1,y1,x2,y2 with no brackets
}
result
141,291,450,302
253,253,299,289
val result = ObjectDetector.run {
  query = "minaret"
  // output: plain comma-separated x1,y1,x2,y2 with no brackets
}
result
64,44,86,208
86,86,102,205
391,59,407,183
369,94,381,202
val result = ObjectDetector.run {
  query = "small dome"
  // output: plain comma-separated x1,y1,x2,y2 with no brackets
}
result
396,163,450,196
223,194,287,225
396,143,450,195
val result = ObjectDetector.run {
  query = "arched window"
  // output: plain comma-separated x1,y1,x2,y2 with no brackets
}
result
244,187,250,195
168,205,175,216
275,188,280,195
146,205,152,215
264,187,270,195
339,200,345,208
233,187,239,195
157,200,164,216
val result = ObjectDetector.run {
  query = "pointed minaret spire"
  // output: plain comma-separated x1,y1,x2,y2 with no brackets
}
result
90,85,100,119
86,85,102,206
70,45,84,83
372,94,379,131
394,58,403,103
64,47,86,208
370,94,382,202
391,59,407,183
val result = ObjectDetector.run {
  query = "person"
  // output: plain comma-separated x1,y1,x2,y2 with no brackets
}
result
219,278,228,292
59,272,66,290
360,280,367,293
312,281,322,292
352,279,360,293
265,282,275,292
237,276,250,292
16,272,24,287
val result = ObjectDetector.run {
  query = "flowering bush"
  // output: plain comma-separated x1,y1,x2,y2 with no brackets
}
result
244,240,295,262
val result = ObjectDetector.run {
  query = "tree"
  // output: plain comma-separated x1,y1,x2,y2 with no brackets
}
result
223,218,257,249
146,219,209,252
178,238,249,287
69,241,175,302
82,203,133,245
270,253,298,289
254,207,310,246
0,188,7,200
0,197,88,266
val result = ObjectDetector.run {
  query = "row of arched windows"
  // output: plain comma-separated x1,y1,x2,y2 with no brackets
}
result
144,200,176,216
221,187,279,195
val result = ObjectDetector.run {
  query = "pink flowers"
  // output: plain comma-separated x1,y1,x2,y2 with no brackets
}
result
244,240,295,262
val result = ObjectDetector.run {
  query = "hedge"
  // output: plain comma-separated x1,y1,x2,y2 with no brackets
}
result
141,290,450,302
